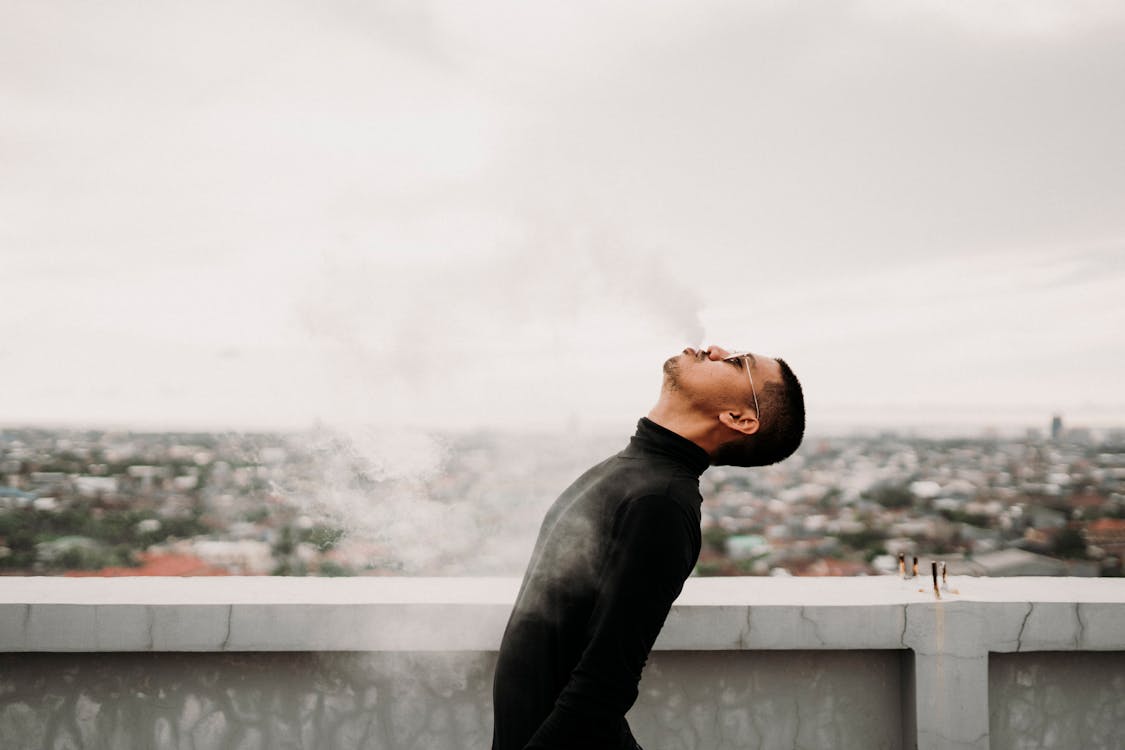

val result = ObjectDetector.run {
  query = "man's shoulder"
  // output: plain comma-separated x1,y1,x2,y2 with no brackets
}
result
566,452,702,521
603,451,701,490
631,473,702,503
610,490,703,556
619,480,702,523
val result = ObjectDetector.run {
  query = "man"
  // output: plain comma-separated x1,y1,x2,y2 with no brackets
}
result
492,345,806,750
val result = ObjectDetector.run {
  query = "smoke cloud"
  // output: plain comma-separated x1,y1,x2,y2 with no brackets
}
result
281,224,703,573
299,226,703,382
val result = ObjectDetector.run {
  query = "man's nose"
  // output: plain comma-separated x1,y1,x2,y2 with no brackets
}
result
706,346,732,360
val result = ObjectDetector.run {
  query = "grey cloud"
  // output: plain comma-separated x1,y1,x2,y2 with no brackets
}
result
472,0,1125,276
3,0,1124,428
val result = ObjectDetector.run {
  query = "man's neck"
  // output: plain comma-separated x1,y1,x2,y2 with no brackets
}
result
646,403,723,458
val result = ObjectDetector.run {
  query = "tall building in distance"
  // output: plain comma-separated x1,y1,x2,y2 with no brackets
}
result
1051,414,1064,441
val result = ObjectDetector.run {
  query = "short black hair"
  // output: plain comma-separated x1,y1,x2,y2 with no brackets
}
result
711,357,805,467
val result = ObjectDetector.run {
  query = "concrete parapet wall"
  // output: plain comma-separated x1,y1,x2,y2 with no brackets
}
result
0,577,1122,749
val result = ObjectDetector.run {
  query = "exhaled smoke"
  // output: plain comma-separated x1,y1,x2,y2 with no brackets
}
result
273,424,464,573
273,423,623,574
285,224,704,573
297,226,704,388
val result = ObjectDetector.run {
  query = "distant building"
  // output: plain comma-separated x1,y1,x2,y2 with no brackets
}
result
1085,518,1125,561
726,534,768,560
75,476,119,498
191,539,274,575
792,558,870,576
1051,414,1063,441
35,536,104,567
1068,490,1106,515
0,487,35,509
946,548,1067,576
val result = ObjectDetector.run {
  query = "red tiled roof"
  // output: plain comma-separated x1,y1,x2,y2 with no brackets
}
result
792,558,870,577
64,552,231,577
1087,518,1125,533
1069,492,1107,509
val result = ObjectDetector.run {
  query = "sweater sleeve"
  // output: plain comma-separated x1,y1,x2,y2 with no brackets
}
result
524,491,700,749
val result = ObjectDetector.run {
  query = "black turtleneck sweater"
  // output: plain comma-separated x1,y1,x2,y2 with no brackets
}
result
492,418,708,750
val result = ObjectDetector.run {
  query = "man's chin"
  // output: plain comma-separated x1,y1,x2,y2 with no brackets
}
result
662,356,682,390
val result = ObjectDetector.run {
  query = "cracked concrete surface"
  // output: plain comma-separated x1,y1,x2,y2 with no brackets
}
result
797,606,824,647
629,651,903,750
0,652,495,750
1,577,1123,749
990,652,1125,750
220,604,233,650
0,651,905,750
900,604,909,648
1015,603,1033,653
737,606,753,649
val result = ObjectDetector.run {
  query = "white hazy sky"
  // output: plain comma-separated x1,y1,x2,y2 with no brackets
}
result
2,0,1124,434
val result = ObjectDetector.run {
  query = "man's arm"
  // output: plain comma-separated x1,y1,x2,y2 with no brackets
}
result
525,489,700,748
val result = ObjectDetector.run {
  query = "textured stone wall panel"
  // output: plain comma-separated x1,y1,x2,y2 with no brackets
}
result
989,652,1125,750
0,650,905,750
0,652,496,750
630,650,905,750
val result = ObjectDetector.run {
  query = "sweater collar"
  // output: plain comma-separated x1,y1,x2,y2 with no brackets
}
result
625,417,711,477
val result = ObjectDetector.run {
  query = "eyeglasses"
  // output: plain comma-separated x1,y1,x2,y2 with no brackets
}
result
721,351,761,422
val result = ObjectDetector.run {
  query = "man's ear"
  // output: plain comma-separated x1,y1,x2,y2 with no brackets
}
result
718,410,760,437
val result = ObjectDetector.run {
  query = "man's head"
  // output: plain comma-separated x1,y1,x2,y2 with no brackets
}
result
655,346,805,467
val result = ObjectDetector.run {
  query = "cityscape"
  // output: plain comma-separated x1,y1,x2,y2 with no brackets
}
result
2,417,1122,579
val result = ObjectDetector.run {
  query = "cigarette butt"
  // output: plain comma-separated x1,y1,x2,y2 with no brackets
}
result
898,553,906,579
931,561,941,600
912,556,919,578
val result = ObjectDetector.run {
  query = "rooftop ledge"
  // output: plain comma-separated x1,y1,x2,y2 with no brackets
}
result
2,576,1123,653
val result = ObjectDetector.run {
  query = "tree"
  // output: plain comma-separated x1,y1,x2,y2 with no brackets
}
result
867,483,913,509
702,525,729,555
1053,527,1087,559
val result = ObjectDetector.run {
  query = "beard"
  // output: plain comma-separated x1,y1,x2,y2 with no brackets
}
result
662,355,682,391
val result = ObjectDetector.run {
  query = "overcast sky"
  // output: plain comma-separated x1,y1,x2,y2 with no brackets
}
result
3,0,1124,434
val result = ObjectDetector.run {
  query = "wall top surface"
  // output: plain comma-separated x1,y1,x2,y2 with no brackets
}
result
1,576,1123,654
2,575,1123,605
